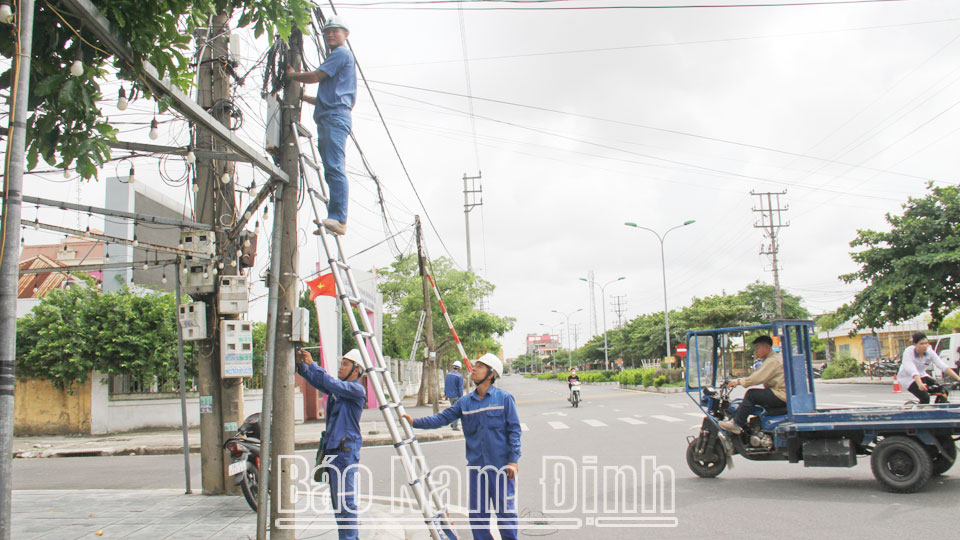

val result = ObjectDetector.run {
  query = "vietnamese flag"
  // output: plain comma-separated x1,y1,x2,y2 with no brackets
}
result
306,273,337,301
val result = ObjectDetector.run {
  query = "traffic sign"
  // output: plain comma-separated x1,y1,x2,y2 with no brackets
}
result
676,344,688,357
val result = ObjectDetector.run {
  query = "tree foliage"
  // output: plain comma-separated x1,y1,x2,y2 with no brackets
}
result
839,184,960,330
15,284,194,388
377,255,514,365
0,0,312,179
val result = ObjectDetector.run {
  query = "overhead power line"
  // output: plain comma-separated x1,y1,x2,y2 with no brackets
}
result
366,80,944,184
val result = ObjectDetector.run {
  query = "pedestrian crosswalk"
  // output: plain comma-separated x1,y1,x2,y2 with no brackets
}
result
650,415,684,423
617,417,646,425
547,421,569,430
582,419,608,427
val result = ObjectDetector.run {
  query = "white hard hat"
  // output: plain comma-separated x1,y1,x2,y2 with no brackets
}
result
343,349,363,366
323,16,349,33
452,361,462,369
475,353,503,379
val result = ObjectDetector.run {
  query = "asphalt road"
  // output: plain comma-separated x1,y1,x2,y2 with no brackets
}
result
14,376,960,539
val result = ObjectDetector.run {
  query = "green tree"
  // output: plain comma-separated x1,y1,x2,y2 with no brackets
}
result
377,255,514,366
0,1,312,179
938,310,960,334
16,283,194,388
840,184,960,329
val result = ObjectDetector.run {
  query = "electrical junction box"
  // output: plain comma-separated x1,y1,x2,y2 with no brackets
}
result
265,94,282,155
221,320,254,378
180,230,216,295
178,301,207,341
291,307,311,343
218,275,249,314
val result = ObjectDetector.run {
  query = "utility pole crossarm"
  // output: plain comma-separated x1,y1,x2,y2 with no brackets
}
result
60,0,288,184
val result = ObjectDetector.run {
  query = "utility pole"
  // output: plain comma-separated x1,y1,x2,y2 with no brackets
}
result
266,27,304,540
462,173,482,272
1,2,35,538
193,14,243,495
752,190,789,319
587,270,597,336
416,217,439,413
611,294,627,329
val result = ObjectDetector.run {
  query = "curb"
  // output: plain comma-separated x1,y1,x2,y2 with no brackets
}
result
13,431,464,459
618,384,685,394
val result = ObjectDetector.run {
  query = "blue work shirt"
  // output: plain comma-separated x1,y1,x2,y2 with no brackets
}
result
444,370,463,400
297,361,366,453
313,45,356,125
413,386,522,468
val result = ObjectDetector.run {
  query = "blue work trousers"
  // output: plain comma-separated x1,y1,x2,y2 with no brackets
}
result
328,450,360,540
468,467,518,540
317,112,351,223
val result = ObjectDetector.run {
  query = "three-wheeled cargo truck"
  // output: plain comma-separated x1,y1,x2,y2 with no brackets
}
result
685,320,959,493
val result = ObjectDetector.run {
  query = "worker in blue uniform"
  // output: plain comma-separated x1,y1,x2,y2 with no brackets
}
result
296,347,366,540
404,354,522,540
444,360,465,430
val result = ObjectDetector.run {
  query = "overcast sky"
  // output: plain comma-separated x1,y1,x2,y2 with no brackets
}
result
16,0,960,358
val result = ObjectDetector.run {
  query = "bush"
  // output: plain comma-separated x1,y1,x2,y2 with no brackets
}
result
654,375,667,387
642,369,655,387
537,373,555,380
822,356,863,380
666,369,684,384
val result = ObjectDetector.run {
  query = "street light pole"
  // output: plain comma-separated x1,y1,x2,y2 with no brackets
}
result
624,220,695,360
552,309,582,370
580,276,625,370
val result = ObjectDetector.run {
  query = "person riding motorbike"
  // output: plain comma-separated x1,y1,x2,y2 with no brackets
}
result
567,368,580,402
898,331,960,404
718,335,786,435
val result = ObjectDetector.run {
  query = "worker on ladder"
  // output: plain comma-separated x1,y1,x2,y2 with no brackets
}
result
404,354,522,540
286,15,356,236
296,348,366,540
444,361,464,431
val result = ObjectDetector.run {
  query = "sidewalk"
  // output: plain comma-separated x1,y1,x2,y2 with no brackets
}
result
13,398,463,459
12,489,439,540
817,376,894,385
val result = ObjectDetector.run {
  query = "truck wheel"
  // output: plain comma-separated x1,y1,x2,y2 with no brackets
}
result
871,436,933,493
931,436,957,476
686,436,726,478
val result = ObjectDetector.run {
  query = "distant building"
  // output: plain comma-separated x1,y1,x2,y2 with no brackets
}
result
526,333,560,359
17,234,104,318
817,314,930,363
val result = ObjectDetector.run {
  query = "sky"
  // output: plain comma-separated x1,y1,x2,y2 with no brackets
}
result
14,0,960,358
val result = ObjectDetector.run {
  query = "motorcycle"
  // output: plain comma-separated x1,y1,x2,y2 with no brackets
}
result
686,382,788,478
223,412,261,511
570,381,581,408
904,381,952,406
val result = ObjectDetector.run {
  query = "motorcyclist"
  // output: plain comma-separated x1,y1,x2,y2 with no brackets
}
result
898,332,960,404
567,368,580,402
296,348,366,540
719,335,786,435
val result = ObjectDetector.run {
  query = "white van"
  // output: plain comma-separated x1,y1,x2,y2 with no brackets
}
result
933,333,960,376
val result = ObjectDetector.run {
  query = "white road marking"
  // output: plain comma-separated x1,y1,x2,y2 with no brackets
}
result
583,419,608,427
618,417,646,425
666,404,685,409
520,423,530,432
548,421,570,430
651,415,683,423
684,412,704,417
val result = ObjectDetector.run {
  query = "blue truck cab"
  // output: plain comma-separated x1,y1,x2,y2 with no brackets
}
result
684,320,960,493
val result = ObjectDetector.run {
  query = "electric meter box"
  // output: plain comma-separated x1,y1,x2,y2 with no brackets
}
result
291,307,311,343
180,230,216,294
178,301,207,341
221,320,254,378
265,94,282,154
218,275,249,314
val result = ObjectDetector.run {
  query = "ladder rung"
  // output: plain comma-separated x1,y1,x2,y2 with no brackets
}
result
301,155,321,172
309,189,329,204
408,471,431,486
330,259,350,270
379,401,402,411
343,295,364,306
353,329,375,339
295,122,312,137
364,366,386,374
394,436,417,448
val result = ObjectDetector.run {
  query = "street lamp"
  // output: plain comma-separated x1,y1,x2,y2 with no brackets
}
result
579,276,625,370
624,220,696,360
552,308,582,370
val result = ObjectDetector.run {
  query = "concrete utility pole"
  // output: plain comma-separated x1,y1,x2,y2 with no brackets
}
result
416,217,440,413
194,14,243,495
751,190,789,319
0,2,35,538
266,27,304,540
462,173,482,272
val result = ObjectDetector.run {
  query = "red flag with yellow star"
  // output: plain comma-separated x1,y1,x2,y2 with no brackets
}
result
306,273,337,301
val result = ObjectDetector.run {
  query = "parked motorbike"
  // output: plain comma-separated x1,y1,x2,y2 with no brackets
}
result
687,382,788,478
223,413,261,511
570,381,581,408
